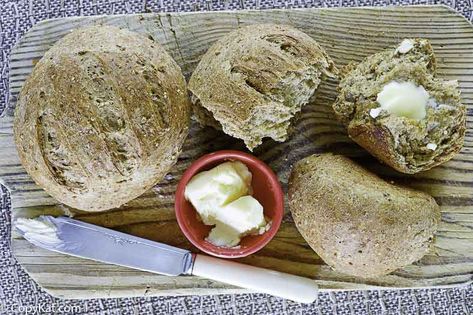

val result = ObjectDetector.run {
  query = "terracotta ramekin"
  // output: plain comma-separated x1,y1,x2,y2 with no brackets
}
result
175,150,284,258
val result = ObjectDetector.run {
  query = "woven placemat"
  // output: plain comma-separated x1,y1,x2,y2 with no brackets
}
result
1,1,473,314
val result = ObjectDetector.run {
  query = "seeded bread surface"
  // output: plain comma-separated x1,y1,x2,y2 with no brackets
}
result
333,39,466,174
14,26,191,212
289,153,440,278
189,24,337,150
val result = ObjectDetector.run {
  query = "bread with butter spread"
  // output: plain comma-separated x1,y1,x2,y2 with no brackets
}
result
333,38,466,174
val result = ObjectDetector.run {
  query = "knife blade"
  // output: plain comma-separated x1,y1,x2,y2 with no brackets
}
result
15,216,318,303
15,216,193,276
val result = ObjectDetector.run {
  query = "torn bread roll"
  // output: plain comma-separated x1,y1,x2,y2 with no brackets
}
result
333,38,466,174
189,24,337,150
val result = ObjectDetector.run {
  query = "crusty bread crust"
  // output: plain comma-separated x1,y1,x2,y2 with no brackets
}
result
288,153,440,278
333,39,466,174
14,26,190,211
189,24,337,150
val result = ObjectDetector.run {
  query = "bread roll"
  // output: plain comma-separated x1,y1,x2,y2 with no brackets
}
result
288,153,440,278
333,39,466,174
189,24,337,150
14,26,190,211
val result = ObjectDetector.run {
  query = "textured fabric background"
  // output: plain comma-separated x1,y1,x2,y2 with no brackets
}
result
1,1,473,314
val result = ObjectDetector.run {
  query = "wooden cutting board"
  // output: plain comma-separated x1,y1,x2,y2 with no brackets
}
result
1,5,472,299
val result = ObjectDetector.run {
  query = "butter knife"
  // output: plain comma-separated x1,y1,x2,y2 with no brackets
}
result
15,216,318,303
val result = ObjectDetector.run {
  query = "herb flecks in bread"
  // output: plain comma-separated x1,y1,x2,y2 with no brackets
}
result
288,153,440,278
333,38,466,174
14,26,191,212
189,24,337,151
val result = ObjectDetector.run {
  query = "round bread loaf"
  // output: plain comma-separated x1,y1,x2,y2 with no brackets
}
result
288,153,440,278
188,24,336,151
14,26,190,212
333,38,466,174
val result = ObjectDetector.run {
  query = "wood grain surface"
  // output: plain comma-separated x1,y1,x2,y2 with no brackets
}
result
1,5,473,299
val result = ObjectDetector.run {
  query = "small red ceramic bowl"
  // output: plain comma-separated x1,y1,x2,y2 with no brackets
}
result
175,150,284,258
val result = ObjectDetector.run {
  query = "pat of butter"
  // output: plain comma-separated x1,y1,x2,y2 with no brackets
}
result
426,143,437,151
207,224,241,247
184,161,252,225
369,107,383,118
395,39,414,54
185,161,267,247
376,81,429,120
15,218,62,247
207,196,265,247
216,196,265,234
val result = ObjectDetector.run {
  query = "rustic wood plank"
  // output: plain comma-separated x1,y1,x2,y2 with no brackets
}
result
1,5,472,298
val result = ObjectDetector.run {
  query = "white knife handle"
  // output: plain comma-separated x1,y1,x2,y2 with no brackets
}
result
191,254,318,303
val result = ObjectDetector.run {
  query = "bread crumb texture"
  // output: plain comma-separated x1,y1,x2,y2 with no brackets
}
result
13,25,191,211
189,24,337,150
288,153,440,278
333,38,466,174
